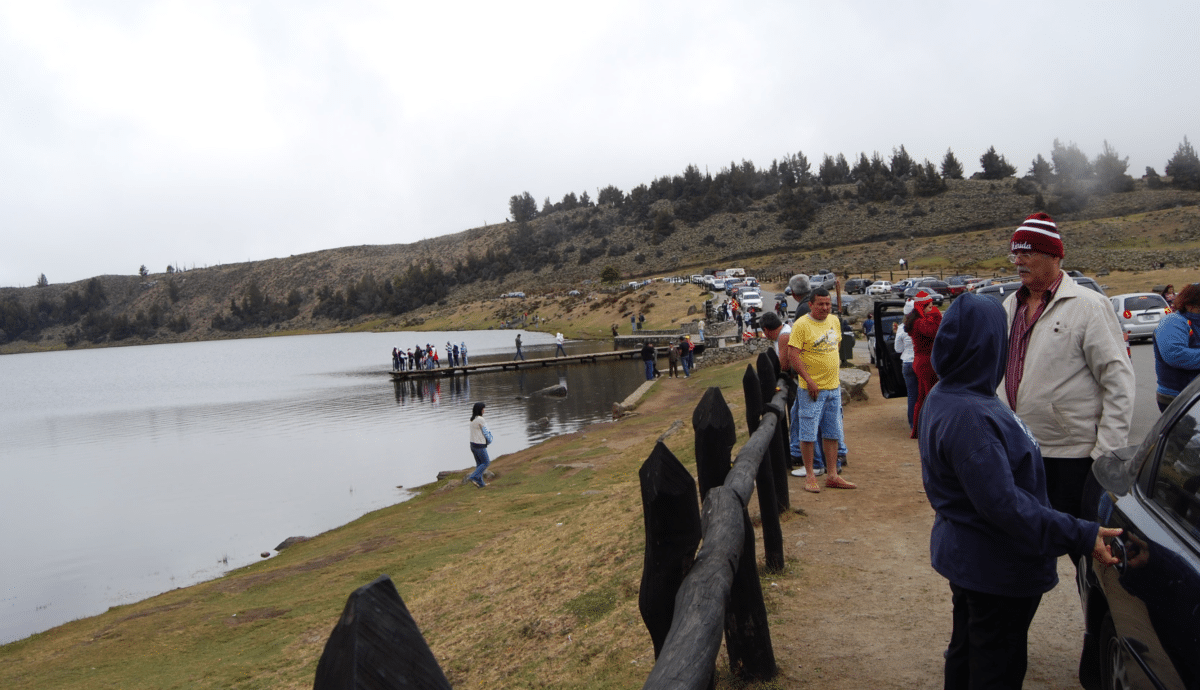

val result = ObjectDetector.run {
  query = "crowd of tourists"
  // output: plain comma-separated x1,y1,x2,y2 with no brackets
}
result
392,341,468,371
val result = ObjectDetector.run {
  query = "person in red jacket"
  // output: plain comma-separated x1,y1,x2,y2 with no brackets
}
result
910,290,942,439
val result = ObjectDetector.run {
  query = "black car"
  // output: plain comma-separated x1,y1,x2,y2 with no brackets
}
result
845,278,872,294
872,300,908,399
902,286,946,306
1076,374,1200,689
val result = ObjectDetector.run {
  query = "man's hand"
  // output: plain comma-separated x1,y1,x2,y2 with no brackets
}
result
805,377,819,401
1092,527,1123,567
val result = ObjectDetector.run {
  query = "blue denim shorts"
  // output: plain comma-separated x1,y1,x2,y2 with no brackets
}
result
795,388,843,443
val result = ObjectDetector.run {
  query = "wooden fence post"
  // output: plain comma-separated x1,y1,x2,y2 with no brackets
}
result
757,353,791,514
742,364,783,572
313,575,452,690
638,442,702,658
642,486,743,690
693,387,736,500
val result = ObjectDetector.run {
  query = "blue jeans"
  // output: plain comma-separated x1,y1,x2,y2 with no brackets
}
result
644,360,655,380
468,444,490,483
903,361,918,429
681,353,692,377
790,391,847,470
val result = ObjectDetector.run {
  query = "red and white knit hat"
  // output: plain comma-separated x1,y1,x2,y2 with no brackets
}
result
1010,212,1063,258
913,290,934,304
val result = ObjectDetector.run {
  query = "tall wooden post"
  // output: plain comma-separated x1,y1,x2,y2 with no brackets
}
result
693,387,736,501
742,364,783,572
638,442,702,658
757,353,791,514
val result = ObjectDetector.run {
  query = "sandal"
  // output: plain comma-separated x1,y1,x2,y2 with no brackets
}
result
804,479,821,494
825,475,857,490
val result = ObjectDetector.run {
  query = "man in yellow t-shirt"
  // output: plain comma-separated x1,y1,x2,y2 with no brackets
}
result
787,287,856,493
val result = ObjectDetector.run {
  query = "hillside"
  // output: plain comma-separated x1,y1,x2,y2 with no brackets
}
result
3,178,1200,355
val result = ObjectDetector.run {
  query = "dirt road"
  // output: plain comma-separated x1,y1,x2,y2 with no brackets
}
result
762,388,1088,689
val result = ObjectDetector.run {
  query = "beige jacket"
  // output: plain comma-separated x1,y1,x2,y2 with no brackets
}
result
1000,272,1134,459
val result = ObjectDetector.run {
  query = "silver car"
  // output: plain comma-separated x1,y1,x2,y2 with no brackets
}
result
1110,292,1169,342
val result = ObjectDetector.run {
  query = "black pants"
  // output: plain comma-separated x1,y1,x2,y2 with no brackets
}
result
945,584,1042,690
1042,456,1093,519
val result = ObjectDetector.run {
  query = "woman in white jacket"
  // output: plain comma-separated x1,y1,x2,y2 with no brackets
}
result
466,402,493,488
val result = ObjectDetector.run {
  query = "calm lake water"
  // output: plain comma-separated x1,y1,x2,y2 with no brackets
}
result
0,330,646,645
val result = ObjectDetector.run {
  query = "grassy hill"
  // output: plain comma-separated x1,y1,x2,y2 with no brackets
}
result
3,178,1200,355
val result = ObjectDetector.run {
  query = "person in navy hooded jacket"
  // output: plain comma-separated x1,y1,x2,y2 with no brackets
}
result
918,293,1122,690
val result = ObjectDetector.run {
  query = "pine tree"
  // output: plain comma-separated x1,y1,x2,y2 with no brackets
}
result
940,149,964,180
979,146,1017,179
1165,136,1200,190
36,273,49,287
1028,154,1053,185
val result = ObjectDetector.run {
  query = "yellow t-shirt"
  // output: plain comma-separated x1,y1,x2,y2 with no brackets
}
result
788,314,841,390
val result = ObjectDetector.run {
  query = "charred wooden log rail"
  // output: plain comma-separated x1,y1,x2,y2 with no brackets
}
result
639,349,793,689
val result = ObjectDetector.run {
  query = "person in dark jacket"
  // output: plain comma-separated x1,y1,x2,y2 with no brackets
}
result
918,293,1121,690
640,341,656,380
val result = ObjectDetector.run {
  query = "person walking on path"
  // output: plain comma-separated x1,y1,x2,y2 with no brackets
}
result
1153,282,1200,411
918,293,1121,690
698,319,705,342
999,212,1134,519
667,340,680,378
466,402,493,488
787,285,856,493
513,334,525,361
909,290,942,439
555,332,566,357
640,341,656,380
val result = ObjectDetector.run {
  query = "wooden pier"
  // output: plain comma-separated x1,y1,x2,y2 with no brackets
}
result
389,348,666,381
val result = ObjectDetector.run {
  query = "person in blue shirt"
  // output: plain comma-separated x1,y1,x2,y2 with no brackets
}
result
918,293,1121,690
1153,283,1200,411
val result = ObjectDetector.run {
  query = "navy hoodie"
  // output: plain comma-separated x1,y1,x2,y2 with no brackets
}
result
918,293,1099,597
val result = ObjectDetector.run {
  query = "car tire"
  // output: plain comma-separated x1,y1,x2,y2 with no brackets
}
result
1098,612,1128,690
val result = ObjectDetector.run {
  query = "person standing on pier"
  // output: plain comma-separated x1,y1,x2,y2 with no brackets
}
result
466,402,493,488
555,332,566,357
460,341,468,366
514,334,525,361
640,341,657,380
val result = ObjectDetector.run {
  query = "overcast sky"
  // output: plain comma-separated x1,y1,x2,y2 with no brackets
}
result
2,0,1197,287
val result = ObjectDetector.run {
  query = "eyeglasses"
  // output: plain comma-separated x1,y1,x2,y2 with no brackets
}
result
1007,251,1045,263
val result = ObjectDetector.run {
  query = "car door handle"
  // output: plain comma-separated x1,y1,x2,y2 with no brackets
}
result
1108,536,1127,573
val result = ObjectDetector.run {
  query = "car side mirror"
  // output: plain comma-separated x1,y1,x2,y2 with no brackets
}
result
1091,445,1141,496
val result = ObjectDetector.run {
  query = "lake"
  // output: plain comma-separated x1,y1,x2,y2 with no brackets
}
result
0,329,646,645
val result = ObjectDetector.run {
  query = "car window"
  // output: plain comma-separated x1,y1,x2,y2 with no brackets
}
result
1150,398,1200,540
1124,295,1169,312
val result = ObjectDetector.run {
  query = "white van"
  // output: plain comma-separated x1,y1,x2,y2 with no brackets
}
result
725,268,746,278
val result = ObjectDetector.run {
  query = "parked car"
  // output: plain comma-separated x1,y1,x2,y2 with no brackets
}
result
866,281,893,296
872,300,909,399
567,290,581,297
891,278,917,296
974,281,1023,302
1076,373,1200,690
1111,292,1170,342
912,279,952,297
946,275,975,297
691,275,704,284
711,279,726,291
740,290,763,310
845,278,872,294
902,286,945,306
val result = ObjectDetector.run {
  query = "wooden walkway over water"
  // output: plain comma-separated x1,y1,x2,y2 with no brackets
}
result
388,348,665,381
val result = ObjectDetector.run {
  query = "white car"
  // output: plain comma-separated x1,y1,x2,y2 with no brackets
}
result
711,279,727,291
740,290,763,309
1110,292,1170,342
866,281,892,296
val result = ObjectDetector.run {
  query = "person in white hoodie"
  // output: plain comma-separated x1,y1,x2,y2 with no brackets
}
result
466,402,493,488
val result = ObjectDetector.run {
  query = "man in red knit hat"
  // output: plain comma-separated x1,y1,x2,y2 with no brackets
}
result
999,212,1134,519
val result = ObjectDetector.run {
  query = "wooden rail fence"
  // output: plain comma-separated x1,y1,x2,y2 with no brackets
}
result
314,349,797,689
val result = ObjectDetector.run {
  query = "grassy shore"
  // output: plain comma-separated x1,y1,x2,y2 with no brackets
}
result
0,357,771,689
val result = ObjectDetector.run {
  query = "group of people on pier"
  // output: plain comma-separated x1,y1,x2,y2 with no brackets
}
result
393,341,468,372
